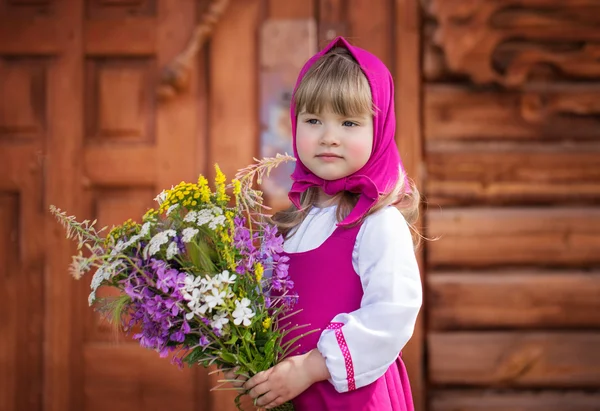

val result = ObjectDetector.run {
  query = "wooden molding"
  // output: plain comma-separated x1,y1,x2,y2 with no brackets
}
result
157,0,230,101
425,0,600,87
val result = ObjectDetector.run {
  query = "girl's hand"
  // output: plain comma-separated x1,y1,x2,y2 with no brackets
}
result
244,349,330,409
222,367,248,391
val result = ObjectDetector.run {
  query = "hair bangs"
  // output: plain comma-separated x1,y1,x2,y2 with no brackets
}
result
294,47,374,118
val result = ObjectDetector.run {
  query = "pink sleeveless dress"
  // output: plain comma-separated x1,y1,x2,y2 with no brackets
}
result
281,223,414,411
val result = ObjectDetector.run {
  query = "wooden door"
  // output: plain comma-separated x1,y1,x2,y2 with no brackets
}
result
0,0,208,410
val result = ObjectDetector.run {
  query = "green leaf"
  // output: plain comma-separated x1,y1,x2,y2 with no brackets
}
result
225,334,239,345
219,351,238,364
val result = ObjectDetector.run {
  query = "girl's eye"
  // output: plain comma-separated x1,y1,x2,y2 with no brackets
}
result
306,119,320,125
342,121,358,127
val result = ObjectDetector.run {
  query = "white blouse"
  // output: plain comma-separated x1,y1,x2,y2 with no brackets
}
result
284,205,422,393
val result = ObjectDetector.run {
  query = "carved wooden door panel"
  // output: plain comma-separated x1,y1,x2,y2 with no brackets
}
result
0,0,210,410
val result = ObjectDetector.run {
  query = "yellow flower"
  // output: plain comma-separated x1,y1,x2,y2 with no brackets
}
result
254,262,264,282
214,164,229,204
262,317,272,331
159,178,215,213
197,175,211,203
143,208,158,223
105,218,140,246
232,179,241,196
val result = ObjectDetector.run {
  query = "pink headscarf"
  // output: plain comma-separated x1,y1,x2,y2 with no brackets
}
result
288,36,407,226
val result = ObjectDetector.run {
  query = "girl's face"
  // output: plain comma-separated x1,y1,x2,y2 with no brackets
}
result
296,107,373,181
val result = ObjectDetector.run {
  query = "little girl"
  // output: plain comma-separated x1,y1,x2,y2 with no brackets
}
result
231,36,422,410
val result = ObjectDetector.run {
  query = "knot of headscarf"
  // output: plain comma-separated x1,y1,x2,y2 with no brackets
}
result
288,36,407,226
289,174,379,226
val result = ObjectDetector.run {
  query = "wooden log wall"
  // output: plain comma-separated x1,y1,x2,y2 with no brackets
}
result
422,0,600,409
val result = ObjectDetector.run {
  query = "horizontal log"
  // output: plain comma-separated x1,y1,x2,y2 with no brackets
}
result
426,141,600,206
428,332,600,388
430,389,600,411
425,85,600,141
85,18,157,56
428,271,600,330
0,18,59,55
83,146,156,187
427,208,600,268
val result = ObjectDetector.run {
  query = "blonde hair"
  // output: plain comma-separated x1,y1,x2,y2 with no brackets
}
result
273,47,421,245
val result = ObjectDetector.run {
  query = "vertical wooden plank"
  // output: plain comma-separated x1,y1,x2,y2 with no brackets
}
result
395,0,425,410
267,0,315,18
347,0,393,68
318,0,347,45
207,0,261,409
44,0,83,409
208,0,261,181
156,0,206,409
0,195,18,411
157,0,199,188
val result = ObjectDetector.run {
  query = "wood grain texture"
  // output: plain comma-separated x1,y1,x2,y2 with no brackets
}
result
425,85,600,142
425,0,600,86
428,207,600,268
207,0,260,183
44,1,84,409
426,141,600,206
428,271,600,330
430,389,600,411
348,0,392,68
395,0,426,410
267,0,315,18
318,0,348,44
429,332,600,387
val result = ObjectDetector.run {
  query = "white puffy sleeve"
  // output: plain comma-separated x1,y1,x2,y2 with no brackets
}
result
316,207,422,393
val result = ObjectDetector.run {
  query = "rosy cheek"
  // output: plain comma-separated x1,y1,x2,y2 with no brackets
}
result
347,141,372,163
295,135,314,165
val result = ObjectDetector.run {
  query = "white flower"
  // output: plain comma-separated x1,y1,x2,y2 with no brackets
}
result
196,209,213,226
166,241,179,259
182,227,199,243
208,215,226,230
111,240,126,256
88,260,123,305
88,291,96,306
184,211,198,223
232,298,255,327
200,274,220,291
211,312,229,330
120,234,141,250
166,204,179,216
145,229,176,257
205,288,226,309
182,275,202,292
154,190,168,206
139,222,151,237
218,270,237,284
154,191,167,206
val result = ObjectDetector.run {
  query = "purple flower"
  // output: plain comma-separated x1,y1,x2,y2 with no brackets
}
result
199,335,210,347
121,258,195,360
171,356,184,369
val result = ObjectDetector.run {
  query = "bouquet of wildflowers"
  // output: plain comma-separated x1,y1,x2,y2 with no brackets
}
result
50,155,305,410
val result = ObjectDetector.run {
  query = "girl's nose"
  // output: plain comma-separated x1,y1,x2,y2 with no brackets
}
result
319,128,339,146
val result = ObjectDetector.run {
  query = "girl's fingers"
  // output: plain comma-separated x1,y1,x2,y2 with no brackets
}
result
231,375,247,388
255,392,280,408
244,369,271,391
248,381,271,399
